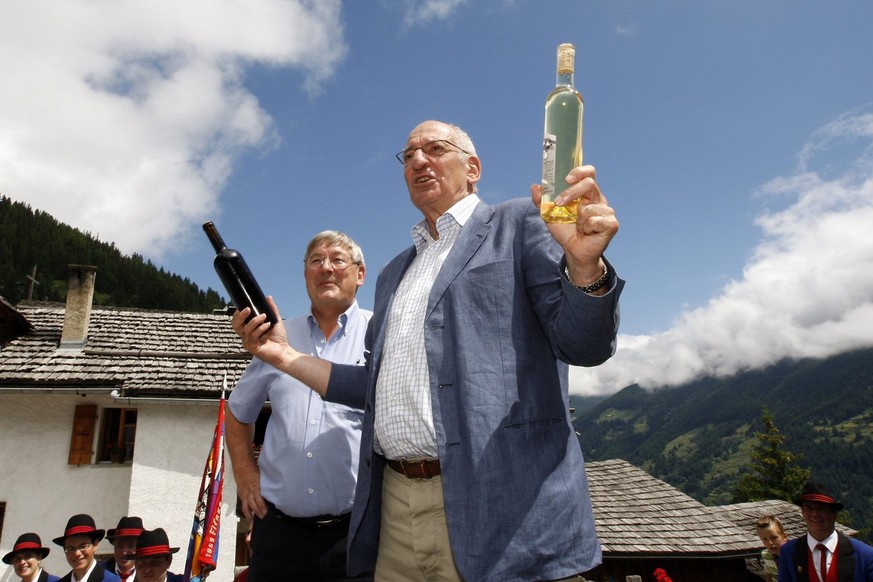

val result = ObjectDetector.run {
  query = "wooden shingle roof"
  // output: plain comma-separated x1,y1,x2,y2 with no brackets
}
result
586,459,759,556
710,499,857,539
0,301,249,396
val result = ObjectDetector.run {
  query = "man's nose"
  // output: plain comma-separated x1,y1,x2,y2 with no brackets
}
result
409,147,429,167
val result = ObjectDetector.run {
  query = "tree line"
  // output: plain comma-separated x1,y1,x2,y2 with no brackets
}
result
0,195,226,312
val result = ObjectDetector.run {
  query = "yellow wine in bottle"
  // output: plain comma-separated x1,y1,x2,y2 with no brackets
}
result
540,43,584,224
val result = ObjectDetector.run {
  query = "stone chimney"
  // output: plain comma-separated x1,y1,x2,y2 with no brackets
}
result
60,264,97,350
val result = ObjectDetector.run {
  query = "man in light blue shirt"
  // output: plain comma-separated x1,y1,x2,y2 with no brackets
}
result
226,230,372,581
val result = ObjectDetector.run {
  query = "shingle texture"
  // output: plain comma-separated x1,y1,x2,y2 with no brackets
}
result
586,459,761,555
710,498,857,539
586,460,857,559
0,302,249,395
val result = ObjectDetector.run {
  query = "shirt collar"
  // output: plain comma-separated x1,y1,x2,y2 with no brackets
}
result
411,194,480,251
74,560,97,582
807,530,838,553
307,300,360,339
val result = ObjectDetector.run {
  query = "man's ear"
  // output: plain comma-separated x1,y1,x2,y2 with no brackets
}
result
467,155,481,190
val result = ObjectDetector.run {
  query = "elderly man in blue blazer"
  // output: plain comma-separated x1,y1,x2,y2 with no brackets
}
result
234,120,623,581
778,482,873,582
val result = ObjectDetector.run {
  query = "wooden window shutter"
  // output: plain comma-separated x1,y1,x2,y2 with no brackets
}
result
68,404,97,465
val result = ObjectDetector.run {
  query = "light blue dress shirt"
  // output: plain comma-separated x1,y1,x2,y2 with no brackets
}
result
229,301,372,518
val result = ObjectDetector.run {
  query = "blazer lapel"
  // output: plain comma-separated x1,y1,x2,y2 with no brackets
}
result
794,537,812,582
836,532,856,582
425,201,492,319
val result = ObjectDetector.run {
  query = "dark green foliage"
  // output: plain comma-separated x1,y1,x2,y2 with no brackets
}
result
733,408,810,503
0,195,226,312
574,348,873,541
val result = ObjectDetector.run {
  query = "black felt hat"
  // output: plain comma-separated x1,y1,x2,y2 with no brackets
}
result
52,514,105,546
132,528,180,559
3,533,51,564
793,482,844,511
107,516,145,542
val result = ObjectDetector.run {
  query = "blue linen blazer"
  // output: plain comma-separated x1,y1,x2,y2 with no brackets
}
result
778,533,873,582
328,198,624,581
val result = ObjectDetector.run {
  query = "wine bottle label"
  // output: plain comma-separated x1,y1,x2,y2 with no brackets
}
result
541,132,557,199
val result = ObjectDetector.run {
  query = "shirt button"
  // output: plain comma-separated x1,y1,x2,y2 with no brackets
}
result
308,488,314,495
310,420,318,425
307,452,313,458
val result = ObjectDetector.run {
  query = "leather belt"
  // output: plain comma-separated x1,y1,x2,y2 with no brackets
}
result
265,501,350,528
386,458,441,479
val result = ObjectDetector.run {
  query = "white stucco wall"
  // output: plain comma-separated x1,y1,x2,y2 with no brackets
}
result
0,393,238,582
127,402,238,582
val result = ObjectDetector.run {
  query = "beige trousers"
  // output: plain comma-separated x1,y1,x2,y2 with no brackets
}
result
375,466,461,581
373,465,586,582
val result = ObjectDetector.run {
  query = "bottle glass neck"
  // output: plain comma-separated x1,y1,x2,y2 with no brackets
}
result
556,71,574,87
203,223,228,253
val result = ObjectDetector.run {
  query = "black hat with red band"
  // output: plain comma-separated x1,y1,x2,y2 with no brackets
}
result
793,482,844,511
52,514,105,546
3,532,51,564
107,516,145,542
132,528,180,559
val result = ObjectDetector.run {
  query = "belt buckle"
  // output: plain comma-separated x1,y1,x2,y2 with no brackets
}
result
405,459,432,479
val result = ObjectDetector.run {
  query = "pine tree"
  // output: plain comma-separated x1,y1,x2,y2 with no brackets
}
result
733,408,811,502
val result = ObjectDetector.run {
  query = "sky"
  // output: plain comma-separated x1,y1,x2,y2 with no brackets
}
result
2,0,873,396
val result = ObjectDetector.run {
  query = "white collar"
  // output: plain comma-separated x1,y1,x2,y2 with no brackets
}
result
73,560,97,582
807,530,838,553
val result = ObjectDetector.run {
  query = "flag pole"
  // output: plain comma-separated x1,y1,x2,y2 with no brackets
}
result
184,374,227,581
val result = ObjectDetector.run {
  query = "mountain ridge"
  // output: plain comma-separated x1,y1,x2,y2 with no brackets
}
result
572,347,873,540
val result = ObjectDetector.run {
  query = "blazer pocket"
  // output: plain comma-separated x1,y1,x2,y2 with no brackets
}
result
463,259,515,311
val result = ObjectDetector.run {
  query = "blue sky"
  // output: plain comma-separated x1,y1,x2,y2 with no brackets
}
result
3,1,873,394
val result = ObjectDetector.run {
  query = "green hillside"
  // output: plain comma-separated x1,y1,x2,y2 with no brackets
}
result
573,348,873,540
0,195,226,312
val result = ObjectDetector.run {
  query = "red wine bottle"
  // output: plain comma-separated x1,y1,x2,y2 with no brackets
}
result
203,221,278,326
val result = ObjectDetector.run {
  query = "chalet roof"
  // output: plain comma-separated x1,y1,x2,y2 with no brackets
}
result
0,295,34,345
711,498,857,539
0,301,249,397
586,459,760,556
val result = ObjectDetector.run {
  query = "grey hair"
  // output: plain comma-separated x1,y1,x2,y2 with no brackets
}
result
445,123,478,193
304,230,365,266
446,123,477,157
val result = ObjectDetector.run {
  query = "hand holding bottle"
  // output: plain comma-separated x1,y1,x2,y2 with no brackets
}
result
233,296,333,397
232,296,292,369
531,164,618,290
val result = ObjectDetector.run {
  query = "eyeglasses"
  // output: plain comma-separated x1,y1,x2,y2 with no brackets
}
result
304,255,357,271
64,542,93,554
396,139,472,166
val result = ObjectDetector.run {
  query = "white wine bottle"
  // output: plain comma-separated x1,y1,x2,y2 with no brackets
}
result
540,42,584,224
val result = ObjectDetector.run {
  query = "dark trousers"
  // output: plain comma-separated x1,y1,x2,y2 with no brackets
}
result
247,503,372,582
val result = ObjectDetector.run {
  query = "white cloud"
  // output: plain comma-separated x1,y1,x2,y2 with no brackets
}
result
401,0,469,27
0,0,346,258
571,106,873,395
615,23,639,36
